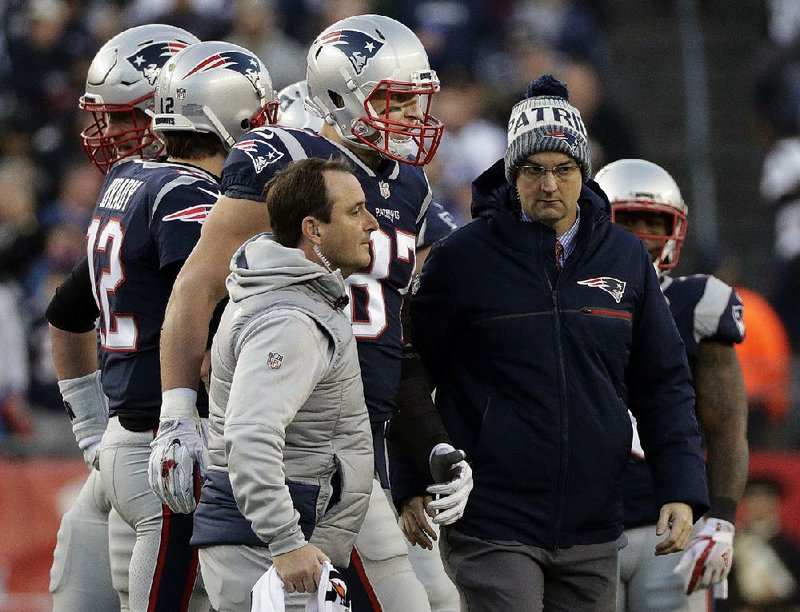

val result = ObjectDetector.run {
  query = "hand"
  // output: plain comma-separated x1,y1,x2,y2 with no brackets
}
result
654,502,694,555
273,544,329,594
674,517,735,598
149,416,207,513
399,495,437,549
427,444,473,525
58,371,108,470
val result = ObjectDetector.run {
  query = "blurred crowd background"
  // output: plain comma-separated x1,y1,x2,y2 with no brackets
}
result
2,0,800,607
5,0,798,450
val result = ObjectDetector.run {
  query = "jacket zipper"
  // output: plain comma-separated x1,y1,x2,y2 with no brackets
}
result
550,285,570,549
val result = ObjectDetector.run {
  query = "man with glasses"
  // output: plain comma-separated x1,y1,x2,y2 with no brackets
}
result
408,74,710,610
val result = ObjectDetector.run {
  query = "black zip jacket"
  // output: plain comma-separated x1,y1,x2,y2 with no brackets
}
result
411,160,709,549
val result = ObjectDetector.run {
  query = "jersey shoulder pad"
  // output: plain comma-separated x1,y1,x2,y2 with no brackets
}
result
676,274,745,344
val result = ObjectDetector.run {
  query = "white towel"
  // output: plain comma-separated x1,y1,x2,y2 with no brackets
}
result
251,560,350,612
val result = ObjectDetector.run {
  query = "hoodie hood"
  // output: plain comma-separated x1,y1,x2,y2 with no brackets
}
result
470,158,612,222
226,233,348,309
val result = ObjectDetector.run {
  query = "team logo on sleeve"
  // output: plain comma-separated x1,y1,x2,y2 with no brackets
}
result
162,204,214,224
232,132,285,173
126,40,190,86
317,30,385,75
184,51,264,94
267,352,284,369
577,277,627,303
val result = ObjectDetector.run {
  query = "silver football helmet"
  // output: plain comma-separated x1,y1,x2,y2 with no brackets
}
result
306,14,443,165
80,24,199,173
151,41,279,150
595,159,688,273
277,80,323,131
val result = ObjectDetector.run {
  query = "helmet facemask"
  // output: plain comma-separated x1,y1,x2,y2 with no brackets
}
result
80,94,163,174
352,74,443,166
610,202,687,273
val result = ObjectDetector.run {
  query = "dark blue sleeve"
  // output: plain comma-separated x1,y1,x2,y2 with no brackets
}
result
627,243,710,518
417,202,458,249
410,238,454,382
222,128,296,201
151,180,219,269
716,286,745,344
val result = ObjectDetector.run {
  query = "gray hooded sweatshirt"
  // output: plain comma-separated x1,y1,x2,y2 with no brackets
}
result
196,233,373,567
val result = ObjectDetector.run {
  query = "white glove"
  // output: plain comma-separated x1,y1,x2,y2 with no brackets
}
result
58,371,108,470
148,389,207,513
674,517,735,598
426,443,473,525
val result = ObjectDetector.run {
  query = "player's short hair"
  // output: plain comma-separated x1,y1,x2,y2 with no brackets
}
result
162,132,227,160
266,157,353,247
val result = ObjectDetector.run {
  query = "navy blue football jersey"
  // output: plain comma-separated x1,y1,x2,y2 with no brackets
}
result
223,127,432,422
87,159,219,423
417,202,458,250
623,273,745,528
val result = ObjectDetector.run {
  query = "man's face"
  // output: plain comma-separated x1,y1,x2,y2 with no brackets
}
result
516,151,582,236
318,171,379,277
104,109,148,156
369,91,425,142
613,209,670,263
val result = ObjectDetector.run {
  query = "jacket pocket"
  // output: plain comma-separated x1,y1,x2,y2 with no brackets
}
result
287,480,321,542
580,307,632,321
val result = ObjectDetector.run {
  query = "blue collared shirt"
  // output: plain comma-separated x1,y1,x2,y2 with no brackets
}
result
521,204,581,268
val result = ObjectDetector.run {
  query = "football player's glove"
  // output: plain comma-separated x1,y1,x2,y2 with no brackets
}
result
58,371,108,470
674,517,735,598
148,389,207,513
426,443,473,525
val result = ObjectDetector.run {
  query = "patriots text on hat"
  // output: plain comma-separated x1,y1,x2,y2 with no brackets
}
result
508,103,588,139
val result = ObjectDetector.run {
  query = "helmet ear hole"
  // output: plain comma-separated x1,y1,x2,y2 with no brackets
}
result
327,91,345,110
241,118,251,130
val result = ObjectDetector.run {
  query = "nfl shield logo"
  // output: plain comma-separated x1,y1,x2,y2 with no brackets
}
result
177,87,187,100
267,352,283,369
379,181,391,199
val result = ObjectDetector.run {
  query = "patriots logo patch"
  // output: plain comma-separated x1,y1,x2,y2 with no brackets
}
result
127,40,191,86
162,204,213,224
543,130,578,148
267,352,283,369
577,277,627,303
317,29,385,75
232,133,284,173
184,51,263,94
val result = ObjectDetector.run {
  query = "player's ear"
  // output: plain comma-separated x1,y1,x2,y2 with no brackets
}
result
301,216,322,243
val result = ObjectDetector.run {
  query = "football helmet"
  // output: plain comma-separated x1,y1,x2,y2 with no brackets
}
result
80,24,199,173
151,41,279,150
277,80,324,131
306,14,443,165
595,158,688,273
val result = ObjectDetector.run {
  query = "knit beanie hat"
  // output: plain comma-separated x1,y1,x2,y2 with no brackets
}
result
504,74,592,183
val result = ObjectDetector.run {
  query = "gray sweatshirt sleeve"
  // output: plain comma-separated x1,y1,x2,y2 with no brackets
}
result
224,309,331,557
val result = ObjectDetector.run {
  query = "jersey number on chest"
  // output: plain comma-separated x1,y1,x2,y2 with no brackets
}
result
345,228,415,339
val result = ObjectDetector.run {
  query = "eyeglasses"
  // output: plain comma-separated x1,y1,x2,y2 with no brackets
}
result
517,163,579,181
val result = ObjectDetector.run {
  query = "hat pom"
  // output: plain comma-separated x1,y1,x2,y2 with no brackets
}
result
525,74,569,101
